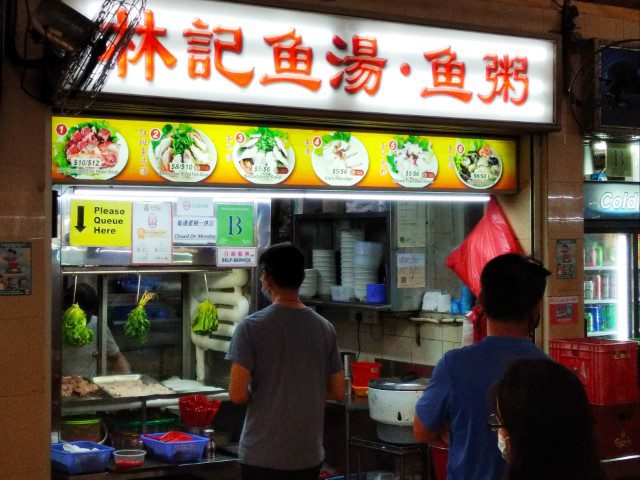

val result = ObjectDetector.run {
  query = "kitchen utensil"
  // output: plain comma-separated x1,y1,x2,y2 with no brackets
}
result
352,385,368,397
368,377,428,444
179,394,221,427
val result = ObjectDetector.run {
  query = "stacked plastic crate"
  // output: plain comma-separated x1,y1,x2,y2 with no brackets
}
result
551,339,640,460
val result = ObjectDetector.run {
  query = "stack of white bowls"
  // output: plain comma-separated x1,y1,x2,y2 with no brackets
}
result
354,241,383,301
340,230,365,291
312,250,336,296
300,269,318,298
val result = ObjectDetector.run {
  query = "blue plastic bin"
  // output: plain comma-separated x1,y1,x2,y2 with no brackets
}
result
51,441,114,475
366,283,387,303
141,433,207,463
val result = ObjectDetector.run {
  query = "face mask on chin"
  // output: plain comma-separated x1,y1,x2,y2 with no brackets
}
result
498,432,509,460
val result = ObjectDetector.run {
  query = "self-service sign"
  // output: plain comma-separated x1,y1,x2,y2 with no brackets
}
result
216,204,254,247
70,200,132,246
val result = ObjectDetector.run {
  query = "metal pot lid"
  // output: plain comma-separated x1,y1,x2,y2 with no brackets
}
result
368,377,428,391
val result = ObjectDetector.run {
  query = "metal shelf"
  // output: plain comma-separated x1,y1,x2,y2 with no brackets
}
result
587,330,618,338
585,299,617,304
294,212,389,221
585,266,617,271
302,295,391,311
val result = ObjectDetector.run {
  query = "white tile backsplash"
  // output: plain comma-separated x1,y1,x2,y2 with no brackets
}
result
412,339,444,365
443,325,463,343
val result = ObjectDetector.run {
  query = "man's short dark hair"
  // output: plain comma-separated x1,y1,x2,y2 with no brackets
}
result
479,253,550,323
259,244,305,290
64,282,99,317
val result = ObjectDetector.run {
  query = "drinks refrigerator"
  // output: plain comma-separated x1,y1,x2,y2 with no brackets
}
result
583,181,640,340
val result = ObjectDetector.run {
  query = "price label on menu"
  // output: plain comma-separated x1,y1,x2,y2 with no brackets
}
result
216,247,257,267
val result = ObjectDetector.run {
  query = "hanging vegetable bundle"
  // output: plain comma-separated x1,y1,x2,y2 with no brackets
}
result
62,304,94,347
124,291,156,344
191,300,219,336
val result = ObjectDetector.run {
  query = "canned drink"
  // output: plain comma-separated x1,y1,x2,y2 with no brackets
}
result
585,312,594,332
586,306,601,332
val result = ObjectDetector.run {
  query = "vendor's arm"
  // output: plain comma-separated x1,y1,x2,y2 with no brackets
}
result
229,363,251,404
413,355,452,447
107,352,131,374
106,326,131,374
325,324,346,402
225,320,255,405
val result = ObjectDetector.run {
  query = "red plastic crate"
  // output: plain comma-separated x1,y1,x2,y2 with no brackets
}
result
592,403,640,459
550,338,639,405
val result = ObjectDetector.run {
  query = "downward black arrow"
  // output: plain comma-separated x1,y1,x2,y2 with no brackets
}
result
75,205,86,233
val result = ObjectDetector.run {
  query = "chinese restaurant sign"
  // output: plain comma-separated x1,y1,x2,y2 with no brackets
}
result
52,116,518,192
64,0,555,125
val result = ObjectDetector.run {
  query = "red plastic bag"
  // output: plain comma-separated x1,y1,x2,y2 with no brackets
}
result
446,197,522,342
446,196,522,297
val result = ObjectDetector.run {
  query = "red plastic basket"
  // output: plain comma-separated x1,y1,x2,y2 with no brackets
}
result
550,338,639,405
592,403,640,459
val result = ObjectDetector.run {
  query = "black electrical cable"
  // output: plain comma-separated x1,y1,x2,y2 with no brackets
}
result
19,0,47,102
356,318,361,361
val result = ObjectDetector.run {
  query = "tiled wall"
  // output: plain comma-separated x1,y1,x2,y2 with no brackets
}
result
0,1,52,474
328,310,462,366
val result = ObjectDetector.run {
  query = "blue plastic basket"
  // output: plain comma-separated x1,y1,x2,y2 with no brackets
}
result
51,441,114,475
141,433,207,463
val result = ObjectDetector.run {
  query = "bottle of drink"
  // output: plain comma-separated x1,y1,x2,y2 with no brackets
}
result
584,280,594,300
593,274,602,300
587,244,597,267
602,273,610,299
610,276,616,298
596,243,604,266
607,304,616,330
592,305,601,332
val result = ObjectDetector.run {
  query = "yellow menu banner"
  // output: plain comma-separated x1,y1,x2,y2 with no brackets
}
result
52,117,517,192
69,200,132,247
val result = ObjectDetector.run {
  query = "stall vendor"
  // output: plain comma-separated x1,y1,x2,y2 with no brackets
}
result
62,283,131,378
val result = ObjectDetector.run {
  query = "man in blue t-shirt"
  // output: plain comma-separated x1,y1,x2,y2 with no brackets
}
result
414,254,550,480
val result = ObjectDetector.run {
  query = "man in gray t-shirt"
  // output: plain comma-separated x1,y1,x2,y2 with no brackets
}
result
226,244,345,480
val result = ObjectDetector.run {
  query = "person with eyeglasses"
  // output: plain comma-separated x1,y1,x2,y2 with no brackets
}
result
489,358,608,480
226,244,346,480
413,254,550,480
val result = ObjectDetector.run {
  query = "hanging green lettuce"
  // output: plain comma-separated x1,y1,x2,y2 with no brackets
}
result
62,304,94,347
124,292,156,344
191,300,219,336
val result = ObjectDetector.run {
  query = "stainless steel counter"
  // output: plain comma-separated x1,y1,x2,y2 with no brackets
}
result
51,452,238,480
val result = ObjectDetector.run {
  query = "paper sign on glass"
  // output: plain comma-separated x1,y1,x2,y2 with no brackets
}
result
132,202,173,264
216,247,257,267
216,204,254,247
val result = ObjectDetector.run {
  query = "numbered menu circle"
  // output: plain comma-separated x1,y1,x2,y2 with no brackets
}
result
148,125,217,182
53,121,129,180
311,134,369,187
232,129,295,185
386,136,438,189
452,141,503,190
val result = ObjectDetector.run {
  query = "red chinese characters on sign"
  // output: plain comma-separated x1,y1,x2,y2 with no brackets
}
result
326,35,387,95
421,47,472,103
478,54,529,105
130,10,177,81
213,27,255,87
183,18,214,79
260,29,321,91
101,9,176,81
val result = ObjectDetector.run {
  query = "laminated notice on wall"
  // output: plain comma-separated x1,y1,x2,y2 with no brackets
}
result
396,252,426,289
396,202,426,248
132,202,173,265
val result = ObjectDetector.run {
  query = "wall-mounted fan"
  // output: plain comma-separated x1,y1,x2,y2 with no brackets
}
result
569,39,640,137
7,0,145,113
